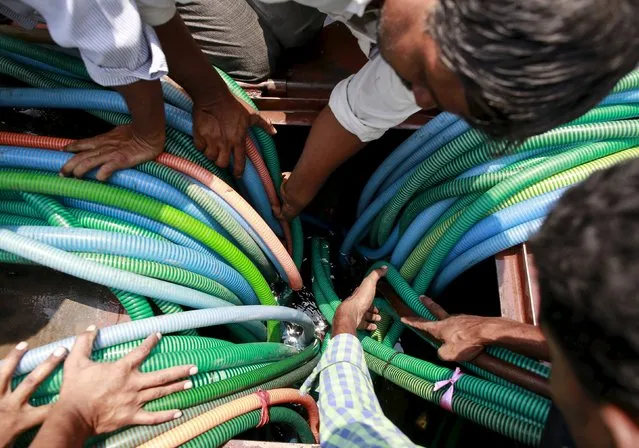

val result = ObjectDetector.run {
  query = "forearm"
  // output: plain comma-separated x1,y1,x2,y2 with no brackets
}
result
31,403,93,448
481,318,549,361
153,13,232,106
285,106,366,209
116,80,166,142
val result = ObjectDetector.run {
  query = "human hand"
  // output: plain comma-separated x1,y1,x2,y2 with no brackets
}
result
0,342,67,447
333,266,388,336
275,172,308,222
61,124,165,181
192,93,276,178
401,296,494,362
55,327,196,435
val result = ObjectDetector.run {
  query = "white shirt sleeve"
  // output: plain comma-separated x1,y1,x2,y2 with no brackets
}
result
15,0,176,86
328,55,421,142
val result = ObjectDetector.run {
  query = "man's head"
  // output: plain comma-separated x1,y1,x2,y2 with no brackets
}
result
378,0,639,142
529,159,639,448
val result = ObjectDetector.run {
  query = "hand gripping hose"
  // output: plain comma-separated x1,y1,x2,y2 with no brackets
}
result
138,388,319,448
0,170,281,339
3,305,315,376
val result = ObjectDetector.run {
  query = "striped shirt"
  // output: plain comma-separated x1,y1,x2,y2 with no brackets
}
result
301,333,417,447
0,0,187,86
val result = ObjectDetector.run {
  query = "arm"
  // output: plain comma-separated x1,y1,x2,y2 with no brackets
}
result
401,297,550,362
32,329,196,448
301,267,415,447
153,13,275,177
279,55,422,220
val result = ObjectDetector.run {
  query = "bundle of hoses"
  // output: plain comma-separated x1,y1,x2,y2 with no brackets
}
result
0,34,319,446
342,68,639,296
312,237,550,446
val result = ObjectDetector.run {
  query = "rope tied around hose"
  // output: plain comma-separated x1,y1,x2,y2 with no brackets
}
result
255,389,272,428
434,367,464,412
380,351,401,379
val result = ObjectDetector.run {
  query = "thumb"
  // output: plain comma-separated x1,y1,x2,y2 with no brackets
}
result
253,112,277,135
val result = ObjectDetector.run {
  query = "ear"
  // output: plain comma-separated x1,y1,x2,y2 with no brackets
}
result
600,403,639,448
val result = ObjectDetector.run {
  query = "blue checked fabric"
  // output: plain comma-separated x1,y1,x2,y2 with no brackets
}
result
301,334,417,447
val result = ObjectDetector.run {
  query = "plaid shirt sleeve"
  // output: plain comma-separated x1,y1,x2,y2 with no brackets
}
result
301,334,416,448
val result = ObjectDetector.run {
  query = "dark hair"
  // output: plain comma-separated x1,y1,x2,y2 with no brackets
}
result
530,159,639,416
431,0,639,142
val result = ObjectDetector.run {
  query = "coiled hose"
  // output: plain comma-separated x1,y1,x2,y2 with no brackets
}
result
139,388,319,448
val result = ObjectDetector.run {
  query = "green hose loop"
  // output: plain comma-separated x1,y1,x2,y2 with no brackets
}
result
74,252,242,305
412,139,639,294
112,289,155,321
611,69,639,93
382,320,404,347
19,192,79,227
182,407,315,448
373,120,639,245
136,161,275,280
365,353,542,446
0,170,280,340
68,208,166,241
145,340,319,411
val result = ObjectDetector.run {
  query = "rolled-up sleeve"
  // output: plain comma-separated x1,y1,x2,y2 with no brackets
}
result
20,0,172,86
329,55,421,142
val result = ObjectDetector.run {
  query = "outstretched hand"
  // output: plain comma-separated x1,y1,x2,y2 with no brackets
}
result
193,94,276,178
401,296,489,362
0,342,67,447
333,266,388,336
61,124,165,181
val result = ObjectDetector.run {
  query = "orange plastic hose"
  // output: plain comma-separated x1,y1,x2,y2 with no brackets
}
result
245,136,294,255
158,153,303,290
139,388,319,448
0,131,72,149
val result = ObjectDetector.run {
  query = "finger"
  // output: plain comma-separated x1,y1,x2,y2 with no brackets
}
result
60,151,97,177
121,333,162,370
358,322,377,332
215,144,231,169
139,364,197,389
232,138,247,178
357,266,388,294
193,131,207,152
0,341,29,393
363,311,382,323
72,152,118,180
138,379,192,403
420,296,449,319
95,150,140,182
131,409,183,426
21,403,52,428
12,347,67,404
253,112,277,135
64,137,101,153
67,325,98,364
400,317,443,338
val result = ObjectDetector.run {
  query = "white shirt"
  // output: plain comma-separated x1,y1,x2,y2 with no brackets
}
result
259,0,420,141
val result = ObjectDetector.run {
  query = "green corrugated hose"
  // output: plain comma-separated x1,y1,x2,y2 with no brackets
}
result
149,299,199,336
144,340,319,411
310,241,549,441
401,146,639,280
0,170,280,340
99,353,320,448
382,320,404,347
67,208,166,241
12,193,157,321
182,406,315,448
0,212,46,226
74,252,241,305
411,139,639,294
364,353,542,446
215,67,304,269
136,161,275,280
373,120,639,246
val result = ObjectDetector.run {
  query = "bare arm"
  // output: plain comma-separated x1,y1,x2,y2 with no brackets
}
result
279,106,366,220
153,13,275,177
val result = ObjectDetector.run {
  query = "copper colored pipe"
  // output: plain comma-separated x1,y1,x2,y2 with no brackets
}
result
376,282,551,398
